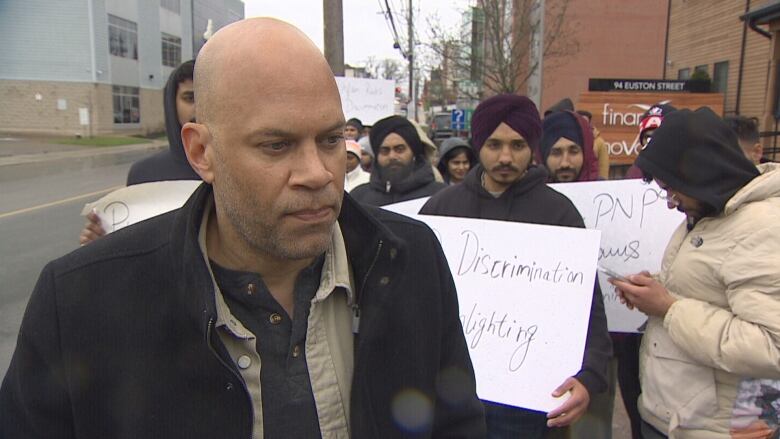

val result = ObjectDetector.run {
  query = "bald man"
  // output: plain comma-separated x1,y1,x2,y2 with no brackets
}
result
0,18,485,438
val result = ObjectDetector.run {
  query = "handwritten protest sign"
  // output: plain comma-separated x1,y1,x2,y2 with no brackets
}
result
81,181,201,233
404,214,601,413
550,180,683,332
334,77,395,125
384,180,684,333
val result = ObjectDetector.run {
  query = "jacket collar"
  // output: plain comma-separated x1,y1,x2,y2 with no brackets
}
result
724,162,780,215
171,183,405,331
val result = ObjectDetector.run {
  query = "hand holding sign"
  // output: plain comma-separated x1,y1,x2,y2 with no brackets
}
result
547,377,590,427
81,181,201,234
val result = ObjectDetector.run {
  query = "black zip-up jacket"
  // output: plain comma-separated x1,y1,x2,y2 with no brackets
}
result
420,164,612,396
0,184,486,438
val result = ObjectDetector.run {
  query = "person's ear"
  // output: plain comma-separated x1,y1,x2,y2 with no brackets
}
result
753,142,764,164
181,122,216,183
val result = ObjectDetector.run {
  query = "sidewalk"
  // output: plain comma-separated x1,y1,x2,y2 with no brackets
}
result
0,135,167,183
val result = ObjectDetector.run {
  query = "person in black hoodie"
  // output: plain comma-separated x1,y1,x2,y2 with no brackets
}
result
350,115,446,206
421,94,612,438
79,60,200,245
126,59,200,185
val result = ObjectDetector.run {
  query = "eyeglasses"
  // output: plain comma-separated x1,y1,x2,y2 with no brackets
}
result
653,179,680,207
656,186,680,207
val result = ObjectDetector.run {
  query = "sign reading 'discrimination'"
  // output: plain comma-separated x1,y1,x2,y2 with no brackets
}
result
412,214,601,413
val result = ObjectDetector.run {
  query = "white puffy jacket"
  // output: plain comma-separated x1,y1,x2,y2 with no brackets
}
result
640,163,780,438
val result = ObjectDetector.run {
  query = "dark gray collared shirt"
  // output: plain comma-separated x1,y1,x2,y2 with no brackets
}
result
211,256,325,439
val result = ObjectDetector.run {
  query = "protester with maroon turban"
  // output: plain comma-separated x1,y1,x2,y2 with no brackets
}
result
470,94,542,154
421,94,612,438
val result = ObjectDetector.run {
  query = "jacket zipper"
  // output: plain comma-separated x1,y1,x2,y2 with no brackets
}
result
353,239,384,437
385,181,391,193
353,239,383,334
206,317,254,439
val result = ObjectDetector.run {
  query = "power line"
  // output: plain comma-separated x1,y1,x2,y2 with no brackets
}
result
382,0,407,58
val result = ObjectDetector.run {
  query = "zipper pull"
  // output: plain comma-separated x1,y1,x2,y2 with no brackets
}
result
386,180,391,193
352,306,361,334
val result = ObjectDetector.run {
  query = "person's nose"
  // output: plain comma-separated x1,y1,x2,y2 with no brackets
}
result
290,141,334,189
560,152,572,168
498,145,513,165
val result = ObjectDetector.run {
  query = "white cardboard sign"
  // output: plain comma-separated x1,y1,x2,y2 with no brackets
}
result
81,181,201,233
334,77,395,125
411,214,601,413
550,180,683,332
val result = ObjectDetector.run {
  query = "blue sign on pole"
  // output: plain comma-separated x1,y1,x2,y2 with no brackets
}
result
451,109,465,131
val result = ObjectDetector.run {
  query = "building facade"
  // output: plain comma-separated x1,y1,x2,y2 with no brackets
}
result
665,0,771,120
540,0,668,113
0,0,242,136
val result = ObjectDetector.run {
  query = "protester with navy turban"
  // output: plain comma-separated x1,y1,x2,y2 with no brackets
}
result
422,94,612,438
350,115,446,206
539,111,599,182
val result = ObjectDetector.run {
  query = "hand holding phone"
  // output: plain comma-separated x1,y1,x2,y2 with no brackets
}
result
598,265,631,283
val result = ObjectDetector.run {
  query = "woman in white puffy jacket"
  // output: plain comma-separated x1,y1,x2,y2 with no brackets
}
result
611,107,780,439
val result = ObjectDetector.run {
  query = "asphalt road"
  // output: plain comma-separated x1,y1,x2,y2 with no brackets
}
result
0,163,132,377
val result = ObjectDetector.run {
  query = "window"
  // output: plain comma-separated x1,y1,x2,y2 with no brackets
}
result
713,61,729,93
108,15,138,60
161,33,182,67
694,64,709,75
161,0,180,13
113,86,140,124
678,68,690,80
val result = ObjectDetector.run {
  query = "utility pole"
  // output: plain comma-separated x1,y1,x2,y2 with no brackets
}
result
323,0,345,76
407,0,416,121
528,0,544,108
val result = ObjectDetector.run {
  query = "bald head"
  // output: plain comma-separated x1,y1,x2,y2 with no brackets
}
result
194,18,341,128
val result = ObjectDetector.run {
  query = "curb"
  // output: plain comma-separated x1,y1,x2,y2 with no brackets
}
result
0,141,167,183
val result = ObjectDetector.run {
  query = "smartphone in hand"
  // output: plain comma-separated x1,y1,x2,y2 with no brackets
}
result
598,266,631,283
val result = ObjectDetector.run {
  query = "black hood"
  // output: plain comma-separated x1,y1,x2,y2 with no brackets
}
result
635,107,759,214
163,61,193,161
126,60,200,185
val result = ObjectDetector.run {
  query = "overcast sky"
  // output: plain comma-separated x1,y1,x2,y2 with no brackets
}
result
243,0,472,67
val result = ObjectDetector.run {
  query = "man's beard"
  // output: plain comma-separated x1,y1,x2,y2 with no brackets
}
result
381,160,414,186
553,167,579,182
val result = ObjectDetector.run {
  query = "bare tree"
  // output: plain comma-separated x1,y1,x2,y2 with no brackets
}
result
424,0,579,100
364,56,408,85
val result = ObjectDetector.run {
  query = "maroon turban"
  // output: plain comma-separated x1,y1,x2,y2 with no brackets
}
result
470,94,542,152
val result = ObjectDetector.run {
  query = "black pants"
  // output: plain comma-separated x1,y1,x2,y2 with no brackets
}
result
614,333,644,439
484,401,548,439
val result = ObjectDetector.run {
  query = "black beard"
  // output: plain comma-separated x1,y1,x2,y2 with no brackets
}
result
381,161,414,186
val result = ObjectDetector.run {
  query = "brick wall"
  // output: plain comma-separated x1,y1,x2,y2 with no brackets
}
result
665,0,771,119
540,0,667,112
0,80,164,136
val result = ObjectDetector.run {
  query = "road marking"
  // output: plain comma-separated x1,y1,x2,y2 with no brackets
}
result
0,186,122,219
